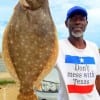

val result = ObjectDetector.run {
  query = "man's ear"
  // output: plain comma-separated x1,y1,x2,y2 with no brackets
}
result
86,20,88,25
65,20,68,27
85,20,88,27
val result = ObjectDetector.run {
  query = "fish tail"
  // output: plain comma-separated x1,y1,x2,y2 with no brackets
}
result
17,91,38,100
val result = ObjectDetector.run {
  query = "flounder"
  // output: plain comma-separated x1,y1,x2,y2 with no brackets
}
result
2,0,58,100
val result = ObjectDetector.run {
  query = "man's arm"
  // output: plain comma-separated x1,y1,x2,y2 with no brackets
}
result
95,75,100,95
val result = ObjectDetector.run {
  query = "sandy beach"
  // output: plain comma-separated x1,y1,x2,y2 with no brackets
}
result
0,84,19,100
0,72,58,100
0,69,58,100
0,72,19,100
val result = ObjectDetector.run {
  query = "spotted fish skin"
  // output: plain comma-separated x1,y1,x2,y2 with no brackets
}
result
2,0,58,100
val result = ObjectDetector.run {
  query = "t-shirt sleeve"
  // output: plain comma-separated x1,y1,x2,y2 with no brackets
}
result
95,46,100,75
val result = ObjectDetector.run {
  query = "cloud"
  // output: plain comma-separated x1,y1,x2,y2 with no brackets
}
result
0,0,100,52
49,0,100,47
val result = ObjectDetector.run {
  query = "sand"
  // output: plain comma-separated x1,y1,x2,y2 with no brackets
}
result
0,72,19,100
0,85,19,100
0,72,41,100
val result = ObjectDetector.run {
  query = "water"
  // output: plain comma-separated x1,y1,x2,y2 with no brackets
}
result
0,58,59,82
0,58,7,72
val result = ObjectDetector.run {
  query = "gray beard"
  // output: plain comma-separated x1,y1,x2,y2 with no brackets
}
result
71,32,83,38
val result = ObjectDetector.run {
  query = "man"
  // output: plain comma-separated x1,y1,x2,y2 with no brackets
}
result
56,6,100,100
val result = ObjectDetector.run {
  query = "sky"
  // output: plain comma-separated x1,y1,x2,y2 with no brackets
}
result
0,0,100,52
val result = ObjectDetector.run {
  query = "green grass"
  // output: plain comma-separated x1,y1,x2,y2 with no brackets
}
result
0,80,16,85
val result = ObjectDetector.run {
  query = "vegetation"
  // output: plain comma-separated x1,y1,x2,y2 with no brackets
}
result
0,79,16,85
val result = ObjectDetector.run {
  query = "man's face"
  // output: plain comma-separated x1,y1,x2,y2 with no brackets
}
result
66,14,88,38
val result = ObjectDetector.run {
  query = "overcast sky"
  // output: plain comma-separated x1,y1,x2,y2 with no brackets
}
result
0,0,100,52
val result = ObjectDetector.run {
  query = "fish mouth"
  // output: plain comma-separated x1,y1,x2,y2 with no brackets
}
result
19,0,42,10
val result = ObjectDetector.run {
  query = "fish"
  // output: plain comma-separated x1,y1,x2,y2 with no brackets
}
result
2,0,58,100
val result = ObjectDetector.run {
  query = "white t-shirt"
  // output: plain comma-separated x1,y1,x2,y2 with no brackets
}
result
56,39,100,100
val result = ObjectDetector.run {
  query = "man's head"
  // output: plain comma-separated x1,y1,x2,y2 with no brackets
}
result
65,6,88,38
